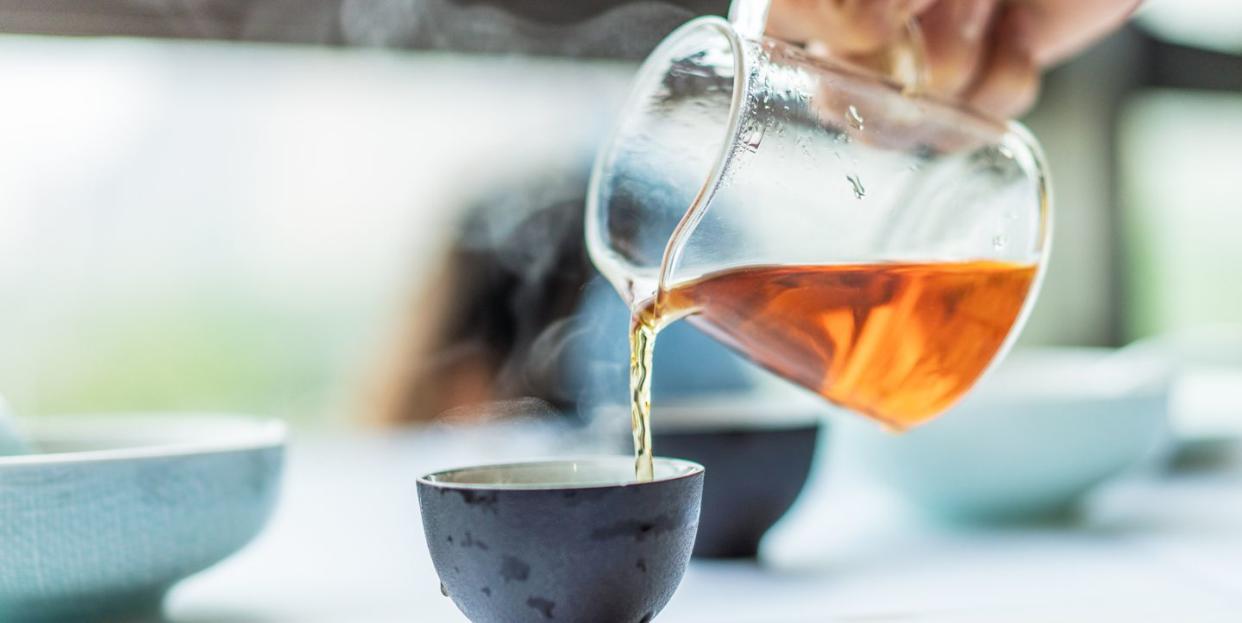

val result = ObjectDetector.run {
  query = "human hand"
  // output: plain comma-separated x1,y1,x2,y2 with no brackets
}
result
767,0,1141,117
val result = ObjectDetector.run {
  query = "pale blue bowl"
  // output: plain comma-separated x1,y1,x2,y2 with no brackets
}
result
840,348,1172,522
0,415,285,622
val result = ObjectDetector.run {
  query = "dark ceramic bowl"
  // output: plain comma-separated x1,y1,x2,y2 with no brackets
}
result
652,401,822,559
418,457,704,623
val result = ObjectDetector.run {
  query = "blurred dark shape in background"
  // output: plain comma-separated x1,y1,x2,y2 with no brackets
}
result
371,172,593,424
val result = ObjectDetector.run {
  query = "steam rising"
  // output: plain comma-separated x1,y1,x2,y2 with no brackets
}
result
136,0,724,423
436,396,560,424
340,0,698,57
118,0,712,58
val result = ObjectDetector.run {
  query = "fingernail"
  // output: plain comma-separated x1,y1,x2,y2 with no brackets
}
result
805,40,832,58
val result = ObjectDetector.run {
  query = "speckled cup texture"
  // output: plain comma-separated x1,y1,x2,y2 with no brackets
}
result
418,458,703,623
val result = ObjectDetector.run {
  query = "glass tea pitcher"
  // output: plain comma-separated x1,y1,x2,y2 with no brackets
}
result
586,0,1051,430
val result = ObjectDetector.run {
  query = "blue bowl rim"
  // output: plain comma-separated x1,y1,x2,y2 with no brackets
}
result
0,413,286,467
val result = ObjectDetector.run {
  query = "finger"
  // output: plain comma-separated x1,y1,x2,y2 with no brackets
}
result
768,0,937,54
1026,0,1141,66
917,0,996,96
965,3,1039,118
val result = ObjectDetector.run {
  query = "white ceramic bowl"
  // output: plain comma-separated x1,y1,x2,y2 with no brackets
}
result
0,414,285,622
838,348,1172,522
1127,325,1242,465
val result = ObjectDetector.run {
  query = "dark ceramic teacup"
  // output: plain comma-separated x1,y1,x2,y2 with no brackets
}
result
418,457,704,623
652,400,823,559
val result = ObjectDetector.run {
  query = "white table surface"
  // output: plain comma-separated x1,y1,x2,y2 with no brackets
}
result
168,423,1242,622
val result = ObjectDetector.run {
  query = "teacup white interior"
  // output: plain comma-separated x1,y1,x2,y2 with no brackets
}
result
424,457,702,489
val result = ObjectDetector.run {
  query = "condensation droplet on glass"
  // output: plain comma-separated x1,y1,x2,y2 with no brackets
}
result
846,104,864,131
798,135,814,159
847,174,866,199
440,582,450,597
992,234,1008,250
741,122,765,152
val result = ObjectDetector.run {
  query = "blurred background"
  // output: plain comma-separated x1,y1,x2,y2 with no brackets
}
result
0,0,1239,427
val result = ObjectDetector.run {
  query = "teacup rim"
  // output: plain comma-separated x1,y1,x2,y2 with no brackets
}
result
418,456,704,491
